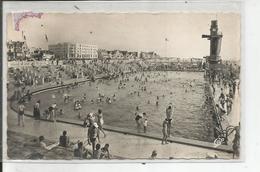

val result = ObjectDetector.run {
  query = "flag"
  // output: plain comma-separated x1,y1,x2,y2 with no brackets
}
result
13,12,43,31
45,34,48,42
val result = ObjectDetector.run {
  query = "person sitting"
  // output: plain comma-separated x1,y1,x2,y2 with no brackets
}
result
59,130,70,147
73,141,87,159
100,143,111,159
93,143,101,159
39,136,59,150
150,150,157,160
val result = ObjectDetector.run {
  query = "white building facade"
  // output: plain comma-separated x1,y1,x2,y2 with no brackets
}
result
48,42,98,59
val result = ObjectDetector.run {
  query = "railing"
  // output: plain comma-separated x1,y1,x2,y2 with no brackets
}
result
214,125,237,146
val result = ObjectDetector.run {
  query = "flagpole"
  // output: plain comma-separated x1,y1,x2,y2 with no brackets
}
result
165,38,168,58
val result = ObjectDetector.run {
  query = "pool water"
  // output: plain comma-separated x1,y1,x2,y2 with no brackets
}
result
28,71,215,142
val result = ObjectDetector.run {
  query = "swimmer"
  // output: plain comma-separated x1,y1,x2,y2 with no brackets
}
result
113,94,116,101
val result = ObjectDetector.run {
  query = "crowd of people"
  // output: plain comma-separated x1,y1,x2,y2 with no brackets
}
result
204,62,240,158
9,58,240,159
38,130,111,159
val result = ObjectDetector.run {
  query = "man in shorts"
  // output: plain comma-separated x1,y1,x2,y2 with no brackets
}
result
162,119,169,144
88,122,99,156
166,104,173,136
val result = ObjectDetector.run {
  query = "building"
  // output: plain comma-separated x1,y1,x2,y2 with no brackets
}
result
108,50,124,59
6,40,29,61
98,49,109,59
140,51,160,59
98,50,138,59
126,52,138,59
48,42,98,59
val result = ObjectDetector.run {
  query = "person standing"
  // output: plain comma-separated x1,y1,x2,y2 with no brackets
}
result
51,103,57,122
135,112,143,133
17,102,25,127
166,105,173,137
97,109,106,138
26,89,32,101
88,122,99,156
233,124,240,159
162,119,169,144
143,113,148,133
33,100,41,120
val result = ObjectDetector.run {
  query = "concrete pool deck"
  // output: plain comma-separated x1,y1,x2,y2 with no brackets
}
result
7,106,233,160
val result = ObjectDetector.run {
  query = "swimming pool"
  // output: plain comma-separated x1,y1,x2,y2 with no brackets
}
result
27,71,215,142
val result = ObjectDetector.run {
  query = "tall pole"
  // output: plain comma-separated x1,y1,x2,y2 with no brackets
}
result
165,38,168,58
202,20,223,79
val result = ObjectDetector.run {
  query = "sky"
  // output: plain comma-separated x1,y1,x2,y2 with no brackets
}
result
6,13,240,60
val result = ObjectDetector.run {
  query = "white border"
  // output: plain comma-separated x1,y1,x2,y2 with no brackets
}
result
3,0,260,171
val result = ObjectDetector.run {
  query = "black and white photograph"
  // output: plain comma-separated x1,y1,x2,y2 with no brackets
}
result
3,7,241,160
